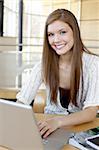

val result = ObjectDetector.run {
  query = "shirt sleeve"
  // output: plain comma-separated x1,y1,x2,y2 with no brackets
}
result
16,62,43,104
83,58,99,109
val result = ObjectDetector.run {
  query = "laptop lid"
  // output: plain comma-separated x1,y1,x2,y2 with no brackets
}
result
0,99,44,150
0,99,72,150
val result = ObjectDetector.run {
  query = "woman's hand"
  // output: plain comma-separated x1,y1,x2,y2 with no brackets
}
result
37,106,98,138
37,117,61,138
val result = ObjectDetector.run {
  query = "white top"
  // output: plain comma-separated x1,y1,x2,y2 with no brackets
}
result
16,52,99,115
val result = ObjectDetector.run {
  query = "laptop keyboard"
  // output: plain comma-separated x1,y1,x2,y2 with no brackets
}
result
42,138,49,145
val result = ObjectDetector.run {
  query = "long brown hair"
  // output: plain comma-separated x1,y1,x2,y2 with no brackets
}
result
42,9,86,106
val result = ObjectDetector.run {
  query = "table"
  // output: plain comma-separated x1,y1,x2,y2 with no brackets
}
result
0,113,99,150
35,113,99,150
0,88,19,100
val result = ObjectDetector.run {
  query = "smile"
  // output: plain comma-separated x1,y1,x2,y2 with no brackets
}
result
55,44,66,50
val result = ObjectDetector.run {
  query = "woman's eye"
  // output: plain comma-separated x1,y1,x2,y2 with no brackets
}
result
48,33,54,37
60,31,67,35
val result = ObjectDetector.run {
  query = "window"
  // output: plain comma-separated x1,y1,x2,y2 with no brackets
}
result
2,0,99,88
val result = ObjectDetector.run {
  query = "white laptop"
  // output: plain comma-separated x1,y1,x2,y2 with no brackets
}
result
0,99,72,150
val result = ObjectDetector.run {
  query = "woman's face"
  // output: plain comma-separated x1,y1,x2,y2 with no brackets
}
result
47,20,74,55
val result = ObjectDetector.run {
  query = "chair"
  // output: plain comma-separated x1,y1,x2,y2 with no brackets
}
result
33,89,46,113
0,88,46,113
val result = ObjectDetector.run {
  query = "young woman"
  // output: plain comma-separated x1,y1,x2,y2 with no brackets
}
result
16,9,99,138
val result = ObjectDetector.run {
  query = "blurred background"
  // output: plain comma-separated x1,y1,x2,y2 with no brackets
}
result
0,0,99,89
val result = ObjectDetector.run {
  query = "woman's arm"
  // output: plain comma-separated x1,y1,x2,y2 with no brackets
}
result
58,106,98,126
16,62,43,104
38,106,98,138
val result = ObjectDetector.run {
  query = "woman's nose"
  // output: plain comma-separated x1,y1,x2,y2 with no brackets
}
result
54,34,60,42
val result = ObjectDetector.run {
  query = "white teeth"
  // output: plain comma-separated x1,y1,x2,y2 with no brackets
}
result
56,45,65,49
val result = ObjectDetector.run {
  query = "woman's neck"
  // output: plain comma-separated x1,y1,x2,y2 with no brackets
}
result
59,51,72,67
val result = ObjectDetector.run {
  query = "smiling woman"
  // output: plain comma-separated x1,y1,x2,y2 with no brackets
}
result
16,9,99,139
47,20,74,56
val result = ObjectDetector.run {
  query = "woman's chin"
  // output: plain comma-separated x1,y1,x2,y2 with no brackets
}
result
55,50,69,55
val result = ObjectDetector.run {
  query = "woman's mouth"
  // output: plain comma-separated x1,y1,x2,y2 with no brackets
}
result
55,44,66,50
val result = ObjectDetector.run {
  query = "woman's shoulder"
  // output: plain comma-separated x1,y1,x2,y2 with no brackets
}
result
32,61,42,71
33,61,42,68
29,61,42,76
82,51,99,67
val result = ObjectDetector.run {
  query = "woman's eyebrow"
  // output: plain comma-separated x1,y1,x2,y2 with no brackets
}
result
48,28,66,33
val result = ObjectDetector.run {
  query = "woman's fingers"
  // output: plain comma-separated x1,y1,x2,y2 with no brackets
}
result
37,117,60,138
38,121,48,131
37,121,51,138
43,128,53,138
40,126,49,136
